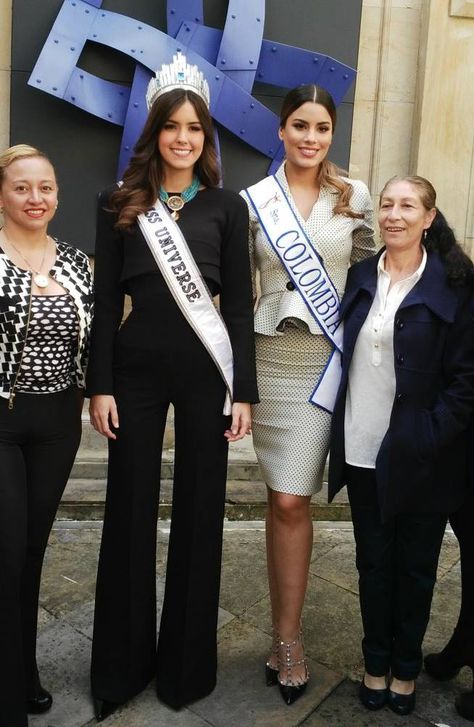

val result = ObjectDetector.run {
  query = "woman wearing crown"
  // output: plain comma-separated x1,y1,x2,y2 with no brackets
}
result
87,53,258,718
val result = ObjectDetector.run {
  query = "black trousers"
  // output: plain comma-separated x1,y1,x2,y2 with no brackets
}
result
0,388,82,727
346,465,447,680
90,317,230,709
448,489,474,642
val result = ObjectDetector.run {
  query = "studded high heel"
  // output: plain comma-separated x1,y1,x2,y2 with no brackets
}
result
277,630,309,705
265,627,280,686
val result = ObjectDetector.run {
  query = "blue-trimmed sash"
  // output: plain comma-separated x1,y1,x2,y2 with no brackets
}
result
138,200,233,414
244,175,342,412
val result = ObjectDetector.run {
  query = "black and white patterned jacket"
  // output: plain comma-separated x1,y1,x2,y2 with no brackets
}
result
0,240,93,403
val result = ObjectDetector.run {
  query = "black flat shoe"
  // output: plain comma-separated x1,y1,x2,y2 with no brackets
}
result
27,686,53,714
358,679,388,711
93,697,120,722
265,663,279,686
388,687,416,716
455,691,474,722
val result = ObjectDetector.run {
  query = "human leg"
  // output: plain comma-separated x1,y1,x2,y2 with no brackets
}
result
424,492,474,721
346,466,395,681
155,353,229,709
267,489,312,689
264,489,280,680
21,388,82,702
0,435,28,727
391,511,447,681
91,350,169,705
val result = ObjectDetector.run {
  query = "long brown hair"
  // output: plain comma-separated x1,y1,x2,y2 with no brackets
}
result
111,89,220,229
280,84,363,219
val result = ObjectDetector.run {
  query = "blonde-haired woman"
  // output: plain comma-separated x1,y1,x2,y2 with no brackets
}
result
242,84,375,704
0,145,92,727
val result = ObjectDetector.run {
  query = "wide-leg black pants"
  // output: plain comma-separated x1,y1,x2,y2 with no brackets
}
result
90,306,230,709
0,387,82,727
346,465,447,680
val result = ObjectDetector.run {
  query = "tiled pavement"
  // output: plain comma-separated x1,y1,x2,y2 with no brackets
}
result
30,519,471,727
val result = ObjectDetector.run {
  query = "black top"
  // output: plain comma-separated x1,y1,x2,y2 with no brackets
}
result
86,185,259,403
16,294,79,393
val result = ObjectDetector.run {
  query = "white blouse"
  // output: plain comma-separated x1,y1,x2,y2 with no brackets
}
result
344,247,427,468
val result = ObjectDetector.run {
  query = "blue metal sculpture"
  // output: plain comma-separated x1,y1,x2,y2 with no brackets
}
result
29,0,357,178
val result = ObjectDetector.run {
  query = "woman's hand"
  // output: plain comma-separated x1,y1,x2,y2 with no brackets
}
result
89,394,119,440
224,402,252,442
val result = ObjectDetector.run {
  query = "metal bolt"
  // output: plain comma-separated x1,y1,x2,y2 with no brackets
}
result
133,103,138,108
71,96,75,101
249,60,254,64
36,79,41,84
271,47,276,52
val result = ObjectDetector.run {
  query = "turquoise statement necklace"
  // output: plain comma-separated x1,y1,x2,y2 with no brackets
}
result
159,176,200,220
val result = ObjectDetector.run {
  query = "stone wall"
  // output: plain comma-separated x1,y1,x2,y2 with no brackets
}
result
0,0,12,152
351,0,474,251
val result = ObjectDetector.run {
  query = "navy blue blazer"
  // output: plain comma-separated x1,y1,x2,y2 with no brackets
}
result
328,249,474,521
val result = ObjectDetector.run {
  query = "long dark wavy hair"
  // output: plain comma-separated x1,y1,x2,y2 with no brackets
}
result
280,84,363,220
111,89,220,229
380,175,474,287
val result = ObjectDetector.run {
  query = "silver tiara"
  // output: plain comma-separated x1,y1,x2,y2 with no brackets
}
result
146,52,210,110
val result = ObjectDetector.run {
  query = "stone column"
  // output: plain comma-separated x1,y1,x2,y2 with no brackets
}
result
0,0,12,150
349,0,424,199
412,0,474,250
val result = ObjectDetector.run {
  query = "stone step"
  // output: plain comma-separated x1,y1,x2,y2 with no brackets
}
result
58,477,349,521
71,448,262,481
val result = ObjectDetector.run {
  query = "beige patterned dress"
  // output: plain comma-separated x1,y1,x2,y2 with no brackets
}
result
245,163,375,495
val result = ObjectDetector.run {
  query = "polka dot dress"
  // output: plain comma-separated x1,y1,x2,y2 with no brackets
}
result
252,326,332,495
246,163,375,496
16,294,79,393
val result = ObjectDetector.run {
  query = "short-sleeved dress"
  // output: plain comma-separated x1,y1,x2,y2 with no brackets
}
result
245,163,375,496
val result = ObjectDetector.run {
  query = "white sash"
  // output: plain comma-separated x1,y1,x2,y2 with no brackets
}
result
138,200,233,415
244,175,343,412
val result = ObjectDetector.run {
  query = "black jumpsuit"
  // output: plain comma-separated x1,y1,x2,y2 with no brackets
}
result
87,186,257,709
